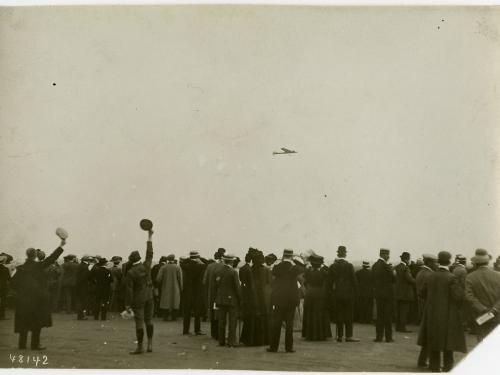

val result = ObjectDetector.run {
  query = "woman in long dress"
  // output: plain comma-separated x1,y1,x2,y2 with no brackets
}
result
302,254,332,341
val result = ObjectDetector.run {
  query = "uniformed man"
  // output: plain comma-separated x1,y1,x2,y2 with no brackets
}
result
214,253,242,347
267,249,304,353
124,228,155,354
372,248,396,343
329,246,359,342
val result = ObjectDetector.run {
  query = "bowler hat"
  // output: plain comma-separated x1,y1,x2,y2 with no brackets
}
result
471,248,490,265
139,219,153,231
437,251,452,265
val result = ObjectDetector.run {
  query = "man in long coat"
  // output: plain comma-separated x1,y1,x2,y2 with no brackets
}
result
124,228,155,354
90,257,112,320
214,254,242,347
415,253,436,368
465,249,500,341
156,254,183,321
109,256,124,312
75,256,92,320
394,252,415,332
151,256,167,317
181,251,207,335
267,249,304,353
417,251,466,372
203,249,225,339
239,250,256,344
355,261,373,323
60,255,78,314
11,237,66,349
0,255,11,320
329,246,359,342
372,248,396,342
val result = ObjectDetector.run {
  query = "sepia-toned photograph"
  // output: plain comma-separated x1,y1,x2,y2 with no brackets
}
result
0,4,500,372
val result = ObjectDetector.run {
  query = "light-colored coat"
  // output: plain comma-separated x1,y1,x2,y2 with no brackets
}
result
465,266,500,320
156,262,183,310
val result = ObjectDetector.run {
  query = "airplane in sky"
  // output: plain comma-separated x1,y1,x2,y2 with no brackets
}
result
273,147,298,155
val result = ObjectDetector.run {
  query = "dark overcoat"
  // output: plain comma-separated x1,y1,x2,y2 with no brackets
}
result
394,262,415,301
355,268,373,297
11,247,64,333
180,259,206,314
417,268,467,353
372,259,395,300
214,264,242,307
270,261,303,308
329,258,357,300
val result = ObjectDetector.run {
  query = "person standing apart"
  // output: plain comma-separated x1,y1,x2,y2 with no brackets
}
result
329,246,359,342
394,252,416,333
214,254,242,347
372,248,396,343
11,236,66,350
417,251,466,372
465,248,500,342
124,227,155,354
267,249,304,353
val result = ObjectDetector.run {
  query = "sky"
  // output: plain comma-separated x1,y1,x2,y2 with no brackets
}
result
1,6,499,264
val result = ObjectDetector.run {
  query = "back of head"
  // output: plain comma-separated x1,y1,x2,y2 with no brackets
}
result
337,246,347,258
26,248,37,260
437,251,452,266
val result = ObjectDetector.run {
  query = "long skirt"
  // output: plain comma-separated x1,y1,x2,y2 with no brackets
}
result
302,294,332,341
240,313,269,346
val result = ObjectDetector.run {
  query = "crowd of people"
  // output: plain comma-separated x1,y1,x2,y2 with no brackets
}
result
1,228,500,373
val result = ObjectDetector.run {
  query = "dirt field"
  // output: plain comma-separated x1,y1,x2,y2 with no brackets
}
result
0,310,477,371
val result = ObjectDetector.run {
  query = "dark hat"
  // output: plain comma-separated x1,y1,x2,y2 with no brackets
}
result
362,261,370,267
455,254,466,261
423,253,437,261
139,219,153,231
337,246,347,254
309,254,324,265
437,251,452,265
159,256,168,264
217,248,226,255
283,249,294,257
471,248,490,265
36,249,46,260
380,248,390,256
111,256,122,262
166,254,175,261
0,252,13,264
26,248,37,258
400,252,411,259
293,256,306,266
128,250,141,263
189,251,200,259
266,253,277,261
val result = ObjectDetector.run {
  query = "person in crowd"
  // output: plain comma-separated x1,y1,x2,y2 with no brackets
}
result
124,228,155,354
292,256,306,332
36,251,62,313
417,251,466,373
395,251,416,333
90,257,112,320
110,256,124,312
241,249,272,346
494,256,500,272
61,255,78,314
75,255,92,320
452,254,469,330
355,261,373,324
372,248,396,343
86,257,98,317
264,254,277,269
203,248,226,340
267,249,304,353
239,250,256,345
329,246,359,342
151,256,167,317
0,254,11,320
302,254,332,341
156,254,183,321
180,251,206,335
465,248,500,342
214,253,242,347
11,237,66,350
415,253,437,368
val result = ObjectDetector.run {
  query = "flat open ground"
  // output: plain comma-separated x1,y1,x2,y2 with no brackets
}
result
0,310,477,371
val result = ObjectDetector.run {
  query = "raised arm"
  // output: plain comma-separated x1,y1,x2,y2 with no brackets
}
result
40,238,66,269
144,230,154,270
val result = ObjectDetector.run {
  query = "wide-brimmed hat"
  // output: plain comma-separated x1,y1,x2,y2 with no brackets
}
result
471,248,490,265
189,251,200,259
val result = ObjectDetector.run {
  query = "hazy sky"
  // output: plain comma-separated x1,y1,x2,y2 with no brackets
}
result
1,6,499,263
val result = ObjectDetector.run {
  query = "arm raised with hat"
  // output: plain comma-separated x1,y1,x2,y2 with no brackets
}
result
40,233,67,269
144,229,154,271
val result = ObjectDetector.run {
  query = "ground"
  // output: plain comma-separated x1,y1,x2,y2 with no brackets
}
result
0,311,477,371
